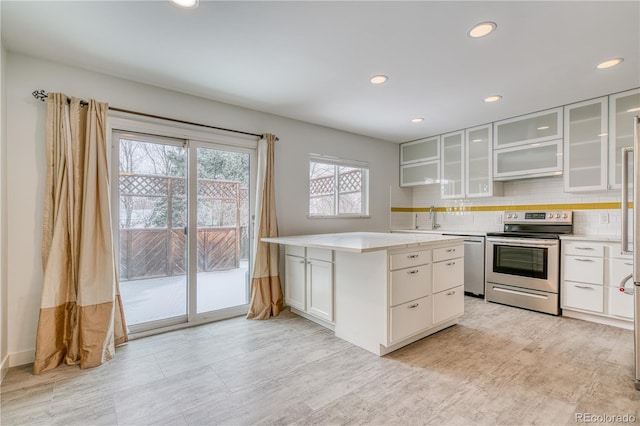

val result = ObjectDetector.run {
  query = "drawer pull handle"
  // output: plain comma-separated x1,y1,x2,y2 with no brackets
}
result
446,249,456,252
407,254,419,259
446,291,456,296
407,269,420,275
446,262,456,266
575,285,594,290
575,247,595,250
408,303,419,309
574,258,594,262
625,262,633,266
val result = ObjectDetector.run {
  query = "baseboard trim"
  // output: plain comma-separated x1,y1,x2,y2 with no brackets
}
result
562,309,634,330
9,349,34,368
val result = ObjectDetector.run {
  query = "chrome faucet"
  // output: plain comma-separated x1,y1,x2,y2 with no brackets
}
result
429,205,441,230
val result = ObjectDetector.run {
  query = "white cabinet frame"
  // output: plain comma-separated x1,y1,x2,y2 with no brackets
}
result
493,107,563,149
493,139,563,180
400,136,440,165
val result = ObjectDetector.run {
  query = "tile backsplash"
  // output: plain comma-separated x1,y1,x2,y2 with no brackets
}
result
390,175,633,238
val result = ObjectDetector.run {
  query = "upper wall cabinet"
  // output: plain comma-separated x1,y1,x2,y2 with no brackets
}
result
400,136,440,164
465,124,503,198
494,107,563,149
400,136,440,187
564,97,608,192
609,88,640,189
440,131,465,198
400,161,440,187
493,107,563,180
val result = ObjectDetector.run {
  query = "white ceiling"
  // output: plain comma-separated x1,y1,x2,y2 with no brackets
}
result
2,1,639,143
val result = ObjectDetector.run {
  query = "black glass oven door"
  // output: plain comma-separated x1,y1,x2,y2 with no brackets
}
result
493,244,548,280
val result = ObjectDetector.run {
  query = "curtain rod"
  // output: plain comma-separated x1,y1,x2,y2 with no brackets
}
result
31,90,276,140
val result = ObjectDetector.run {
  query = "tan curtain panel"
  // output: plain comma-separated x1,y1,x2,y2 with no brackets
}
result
33,93,128,374
247,133,283,319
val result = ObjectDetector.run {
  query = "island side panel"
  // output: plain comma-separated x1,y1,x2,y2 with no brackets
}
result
334,250,388,355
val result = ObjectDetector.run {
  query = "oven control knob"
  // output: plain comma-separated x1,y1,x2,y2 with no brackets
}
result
563,213,568,218
548,213,554,219
556,213,561,218
506,214,512,219
513,214,518,219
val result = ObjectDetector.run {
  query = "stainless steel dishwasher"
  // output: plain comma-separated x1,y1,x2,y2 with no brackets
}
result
443,234,485,297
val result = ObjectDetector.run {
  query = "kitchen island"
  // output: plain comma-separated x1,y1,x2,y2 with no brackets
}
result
263,232,465,355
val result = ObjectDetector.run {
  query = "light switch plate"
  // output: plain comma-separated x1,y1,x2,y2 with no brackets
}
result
599,213,609,224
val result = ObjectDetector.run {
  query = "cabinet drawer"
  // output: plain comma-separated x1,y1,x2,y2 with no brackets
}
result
433,258,464,293
607,286,635,319
390,264,432,306
308,247,333,262
433,285,464,324
564,255,604,285
563,281,603,313
389,249,431,271
285,245,306,257
563,241,604,257
389,296,431,343
433,245,463,262
609,257,634,288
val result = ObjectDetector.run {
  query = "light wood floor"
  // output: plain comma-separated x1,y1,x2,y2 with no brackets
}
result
2,297,639,425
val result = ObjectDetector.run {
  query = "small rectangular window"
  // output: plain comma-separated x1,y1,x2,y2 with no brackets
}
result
308,154,369,218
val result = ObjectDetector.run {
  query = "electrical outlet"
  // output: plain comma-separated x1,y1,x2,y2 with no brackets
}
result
495,214,502,224
599,213,609,225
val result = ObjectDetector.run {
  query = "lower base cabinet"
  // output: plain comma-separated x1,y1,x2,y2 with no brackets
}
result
561,239,633,329
284,246,334,324
390,295,432,343
433,285,464,324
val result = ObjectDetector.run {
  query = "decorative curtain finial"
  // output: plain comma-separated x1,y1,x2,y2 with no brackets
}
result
32,90,48,102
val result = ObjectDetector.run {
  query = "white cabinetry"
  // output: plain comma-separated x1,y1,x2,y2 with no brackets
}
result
284,246,334,325
609,88,640,189
561,239,633,329
465,124,503,197
400,136,440,187
562,241,604,313
441,131,464,198
334,241,465,356
493,108,563,180
431,246,464,324
564,97,608,192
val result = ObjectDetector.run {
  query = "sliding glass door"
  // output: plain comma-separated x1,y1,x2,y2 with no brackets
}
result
113,131,254,333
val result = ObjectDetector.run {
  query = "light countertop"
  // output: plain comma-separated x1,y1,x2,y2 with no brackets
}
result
391,229,487,237
560,234,623,243
262,232,465,253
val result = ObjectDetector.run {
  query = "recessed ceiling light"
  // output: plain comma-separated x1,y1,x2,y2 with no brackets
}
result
369,75,389,85
596,58,623,69
171,0,198,8
468,22,497,38
484,95,502,103
411,118,424,123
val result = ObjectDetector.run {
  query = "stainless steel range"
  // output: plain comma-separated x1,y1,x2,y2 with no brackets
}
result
485,210,573,315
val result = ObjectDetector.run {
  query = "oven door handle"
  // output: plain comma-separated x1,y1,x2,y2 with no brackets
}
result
486,238,558,247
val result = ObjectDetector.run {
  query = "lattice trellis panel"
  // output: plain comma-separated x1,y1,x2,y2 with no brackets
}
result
339,170,362,194
309,170,362,197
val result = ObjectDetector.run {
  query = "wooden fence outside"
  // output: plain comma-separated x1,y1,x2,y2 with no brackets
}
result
119,173,249,281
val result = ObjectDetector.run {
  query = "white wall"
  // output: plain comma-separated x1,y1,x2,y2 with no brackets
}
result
5,52,398,366
0,13,9,379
